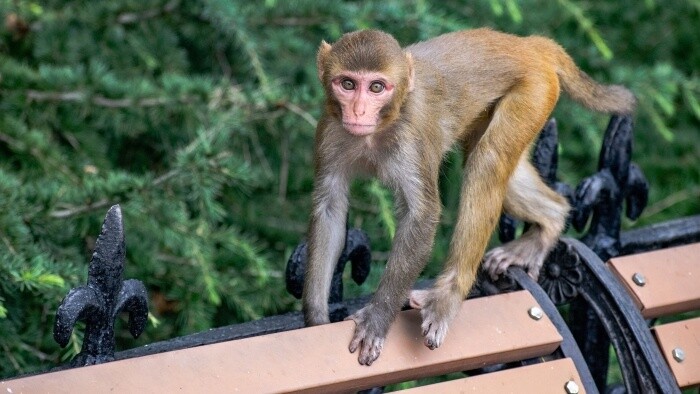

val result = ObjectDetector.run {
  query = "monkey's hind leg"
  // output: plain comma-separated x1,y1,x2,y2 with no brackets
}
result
413,76,562,351
483,159,570,280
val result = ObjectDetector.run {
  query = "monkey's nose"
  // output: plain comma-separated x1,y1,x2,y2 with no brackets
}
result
353,100,366,116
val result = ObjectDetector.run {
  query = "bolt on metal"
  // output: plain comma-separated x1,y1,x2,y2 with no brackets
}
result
528,306,544,321
564,380,580,394
672,348,685,362
632,272,646,286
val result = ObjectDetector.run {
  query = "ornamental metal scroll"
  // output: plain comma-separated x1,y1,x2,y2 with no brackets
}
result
53,205,149,367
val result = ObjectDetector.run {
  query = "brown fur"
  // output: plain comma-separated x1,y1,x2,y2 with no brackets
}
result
303,28,635,365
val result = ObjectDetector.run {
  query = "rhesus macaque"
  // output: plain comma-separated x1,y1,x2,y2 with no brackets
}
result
303,29,635,365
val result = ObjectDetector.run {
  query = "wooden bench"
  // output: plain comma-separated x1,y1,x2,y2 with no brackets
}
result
2,290,592,393
607,242,700,390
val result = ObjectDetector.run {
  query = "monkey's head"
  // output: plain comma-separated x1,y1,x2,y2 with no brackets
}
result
317,30,415,136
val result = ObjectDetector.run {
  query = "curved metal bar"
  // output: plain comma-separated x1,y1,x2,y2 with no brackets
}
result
563,238,679,394
620,214,700,255
509,267,599,394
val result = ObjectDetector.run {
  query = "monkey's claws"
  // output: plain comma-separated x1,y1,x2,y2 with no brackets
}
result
420,313,449,350
483,242,546,281
347,306,388,366
416,289,461,351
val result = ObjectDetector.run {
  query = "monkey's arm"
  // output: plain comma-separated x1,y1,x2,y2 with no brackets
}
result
348,179,440,365
302,171,349,326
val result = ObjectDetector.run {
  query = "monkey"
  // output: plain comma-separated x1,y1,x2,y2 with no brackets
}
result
303,28,635,366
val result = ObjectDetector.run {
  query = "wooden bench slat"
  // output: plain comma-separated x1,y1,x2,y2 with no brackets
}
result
401,358,585,394
652,316,700,389
2,291,562,394
607,243,700,318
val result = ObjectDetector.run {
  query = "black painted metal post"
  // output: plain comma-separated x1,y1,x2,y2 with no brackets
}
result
286,227,372,322
569,115,649,389
53,205,149,366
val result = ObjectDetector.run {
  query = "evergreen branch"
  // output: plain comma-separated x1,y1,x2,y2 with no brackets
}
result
556,0,614,60
156,253,191,265
117,0,180,24
1,232,18,255
239,32,271,97
251,17,325,27
17,343,51,362
26,90,194,108
279,132,289,201
26,91,85,102
93,96,179,108
248,128,274,178
368,180,396,240
258,217,307,234
0,131,80,183
0,132,22,148
1,344,20,371
642,186,700,218
49,199,115,219
153,169,179,186
279,101,318,128
215,45,232,79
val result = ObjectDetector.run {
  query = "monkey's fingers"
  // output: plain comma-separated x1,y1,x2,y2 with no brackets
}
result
346,314,363,353
484,245,545,281
358,336,384,366
346,308,386,365
526,266,542,281
421,317,449,350
348,332,362,354
483,250,508,280
418,293,459,351
347,319,385,365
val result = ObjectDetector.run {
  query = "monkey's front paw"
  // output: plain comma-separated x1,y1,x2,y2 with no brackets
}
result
347,306,388,366
418,291,461,350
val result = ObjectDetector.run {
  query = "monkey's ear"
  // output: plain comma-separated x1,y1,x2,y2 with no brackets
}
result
405,52,415,92
317,41,332,81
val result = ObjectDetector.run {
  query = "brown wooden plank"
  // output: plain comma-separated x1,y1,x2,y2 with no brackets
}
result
2,291,562,394
652,316,700,389
607,243,700,318
402,358,585,394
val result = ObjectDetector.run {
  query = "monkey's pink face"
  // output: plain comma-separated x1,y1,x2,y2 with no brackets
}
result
331,71,395,136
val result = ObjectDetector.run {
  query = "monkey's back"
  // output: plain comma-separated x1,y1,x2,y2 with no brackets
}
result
407,28,552,75
411,29,558,93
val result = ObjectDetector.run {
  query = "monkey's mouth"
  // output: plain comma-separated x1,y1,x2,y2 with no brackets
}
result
343,122,376,136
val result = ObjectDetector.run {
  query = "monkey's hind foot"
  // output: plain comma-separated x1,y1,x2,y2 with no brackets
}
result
483,238,548,281
346,305,389,366
411,289,462,350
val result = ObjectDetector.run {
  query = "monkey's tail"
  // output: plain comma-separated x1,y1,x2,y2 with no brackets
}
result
543,39,636,114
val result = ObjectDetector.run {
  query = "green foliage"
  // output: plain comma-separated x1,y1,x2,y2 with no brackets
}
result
0,0,697,379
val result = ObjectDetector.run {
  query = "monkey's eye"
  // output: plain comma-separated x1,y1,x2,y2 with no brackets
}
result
341,79,356,90
369,81,385,93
